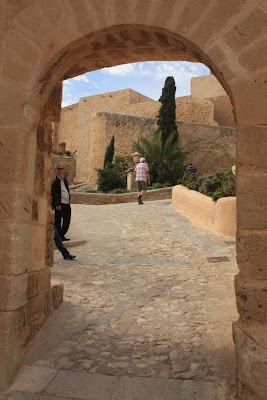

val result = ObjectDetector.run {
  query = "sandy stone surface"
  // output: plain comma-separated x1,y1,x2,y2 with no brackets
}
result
4,200,238,399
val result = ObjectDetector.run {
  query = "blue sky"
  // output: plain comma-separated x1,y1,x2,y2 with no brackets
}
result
62,61,210,107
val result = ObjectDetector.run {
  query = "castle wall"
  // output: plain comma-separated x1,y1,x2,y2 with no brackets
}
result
76,99,91,182
125,96,216,125
89,112,157,184
191,75,235,128
75,89,152,182
89,112,236,184
178,121,236,175
57,91,218,183
191,74,227,98
207,96,235,128
56,104,79,153
57,86,233,184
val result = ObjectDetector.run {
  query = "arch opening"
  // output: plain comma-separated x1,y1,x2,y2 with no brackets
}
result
26,24,238,392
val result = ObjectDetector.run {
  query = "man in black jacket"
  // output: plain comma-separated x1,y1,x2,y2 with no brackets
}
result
51,162,71,241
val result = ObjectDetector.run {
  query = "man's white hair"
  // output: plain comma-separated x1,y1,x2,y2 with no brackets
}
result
140,157,146,163
54,162,64,170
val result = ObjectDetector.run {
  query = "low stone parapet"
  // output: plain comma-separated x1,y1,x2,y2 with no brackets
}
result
172,185,236,236
71,187,172,205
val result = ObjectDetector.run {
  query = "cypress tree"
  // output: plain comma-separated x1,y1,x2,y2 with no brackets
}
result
157,76,178,146
104,135,114,167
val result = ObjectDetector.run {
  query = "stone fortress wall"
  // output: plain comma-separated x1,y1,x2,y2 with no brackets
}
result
89,112,235,184
75,89,151,181
56,103,79,153
207,96,235,128
191,75,235,128
124,95,217,124
55,75,236,184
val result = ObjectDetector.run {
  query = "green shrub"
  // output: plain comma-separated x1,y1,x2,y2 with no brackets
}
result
151,183,164,189
109,188,129,194
133,131,186,185
162,182,172,188
182,168,235,201
96,155,133,193
96,164,126,193
182,172,198,190
113,155,133,175
186,181,198,191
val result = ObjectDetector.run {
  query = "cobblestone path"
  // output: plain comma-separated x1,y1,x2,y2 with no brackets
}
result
5,200,239,399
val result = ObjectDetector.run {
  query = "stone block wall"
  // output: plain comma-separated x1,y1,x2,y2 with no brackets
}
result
207,96,235,128
176,96,216,125
75,89,152,182
89,112,158,183
57,88,222,183
76,98,91,183
21,116,54,351
88,112,236,184
0,82,63,388
55,103,79,153
191,75,235,128
191,74,227,98
126,96,216,125
178,121,236,174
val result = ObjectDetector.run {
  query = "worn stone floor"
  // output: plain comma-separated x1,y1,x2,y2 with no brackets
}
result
3,200,239,399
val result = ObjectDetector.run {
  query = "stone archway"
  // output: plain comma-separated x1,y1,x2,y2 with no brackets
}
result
1,2,267,398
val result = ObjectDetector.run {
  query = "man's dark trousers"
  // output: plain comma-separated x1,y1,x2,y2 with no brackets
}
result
54,226,70,258
55,204,71,238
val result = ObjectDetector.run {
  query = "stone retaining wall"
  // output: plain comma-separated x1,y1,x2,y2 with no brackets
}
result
71,187,172,205
172,185,236,236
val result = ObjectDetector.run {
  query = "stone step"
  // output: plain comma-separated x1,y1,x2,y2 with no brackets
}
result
4,365,235,400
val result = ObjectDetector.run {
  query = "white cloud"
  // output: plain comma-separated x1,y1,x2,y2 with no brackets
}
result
62,100,74,108
135,63,152,77
90,79,99,89
102,62,154,77
153,62,203,81
103,64,136,76
62,61,210,105
102,62,209,84
72,75,89,83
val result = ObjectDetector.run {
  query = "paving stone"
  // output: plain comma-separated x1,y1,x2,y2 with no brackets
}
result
8,366,57,394
39,396,75,400
112,376,183,400
19,200,238,398
6,393,39,399
180,380,227,400
45,371,118,399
